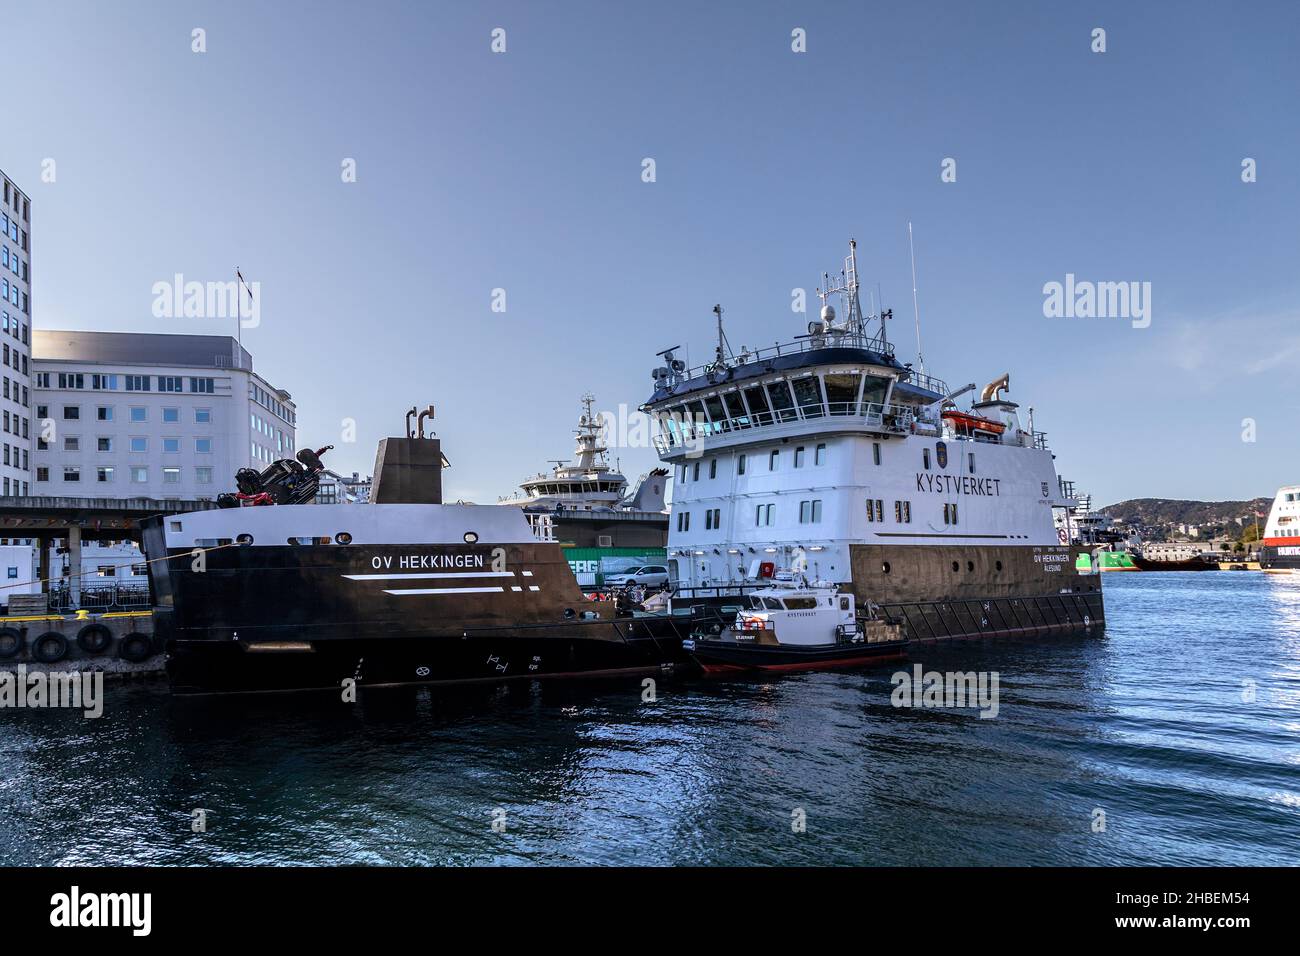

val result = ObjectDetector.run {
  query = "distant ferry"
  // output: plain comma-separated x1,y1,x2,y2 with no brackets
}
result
643,239,1104,642
1259,485,1300,573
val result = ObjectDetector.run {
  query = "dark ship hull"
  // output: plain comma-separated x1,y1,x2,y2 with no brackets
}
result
141,525,700,696
1130,554,1217,571
687,637,906,674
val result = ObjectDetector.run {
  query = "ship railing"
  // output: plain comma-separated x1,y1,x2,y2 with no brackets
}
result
1032,430,1050,451
652,401,916,452
48,583,151,612
674,329,895,383
525,513,556,542
903,370,950,397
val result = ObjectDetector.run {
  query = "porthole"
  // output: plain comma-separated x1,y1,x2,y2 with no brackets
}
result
966,561,974,572
336,532,353,545
464,531,479,544
951,561,960,572
882,561,891,574
236,533,254,546
995,560,1003,572
563,608,576,620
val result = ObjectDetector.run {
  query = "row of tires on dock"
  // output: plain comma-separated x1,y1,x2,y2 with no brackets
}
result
0,624,158,664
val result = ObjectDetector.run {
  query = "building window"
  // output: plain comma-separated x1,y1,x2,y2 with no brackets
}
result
131,467,148,483
96,565,117,578
58,373,85,389
63,436,78,451
163,437,180,453
63,467,80,482
704,508,721,530
755,503,774,526
196,466,213,484
97,467,113,483
163,467,181,484
130,437,147,453
159,376,183,392
190,377,214,394
737,454,746,476
98,437,111,452
769,449,779,470
92,374,118,390
125,375,151,391
97,406,113,421
35,466,48,482
676,511,690,533
62,405,79,420
794,446,805,468
196,438,212,454
130,407,147,423
815,443,826,465
195,408,211,423
163,407,179,423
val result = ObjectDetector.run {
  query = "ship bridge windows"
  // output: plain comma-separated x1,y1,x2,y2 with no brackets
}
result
765,380,798,422
722,390,749,427
791,376,825,418
685,399,709,436
861,375,889,409
742,386,772,426
703,394,729,431
823,373,860,415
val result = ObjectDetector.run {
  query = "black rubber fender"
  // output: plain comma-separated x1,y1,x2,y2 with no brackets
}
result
118,632,154,663
76,622,113,655
31,631,69,664
0,627,23,660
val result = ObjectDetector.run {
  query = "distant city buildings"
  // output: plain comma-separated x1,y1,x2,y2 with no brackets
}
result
0,168,33,499
31,331,296,501
317,469,371,504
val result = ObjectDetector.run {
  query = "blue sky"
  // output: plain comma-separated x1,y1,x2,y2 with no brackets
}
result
5,0,1297,506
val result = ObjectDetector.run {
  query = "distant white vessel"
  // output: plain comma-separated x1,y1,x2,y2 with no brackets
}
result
1259,485,1300,573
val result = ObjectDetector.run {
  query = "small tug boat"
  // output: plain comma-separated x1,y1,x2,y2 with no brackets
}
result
683,575,906,674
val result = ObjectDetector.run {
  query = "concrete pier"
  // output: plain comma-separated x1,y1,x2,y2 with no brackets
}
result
0,610,161,678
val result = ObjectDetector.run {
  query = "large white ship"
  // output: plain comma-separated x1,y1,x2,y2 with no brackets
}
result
1258,485,1300,573
642,240,1104,642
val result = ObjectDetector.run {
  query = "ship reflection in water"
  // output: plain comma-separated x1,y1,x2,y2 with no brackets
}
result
1,573,1297,866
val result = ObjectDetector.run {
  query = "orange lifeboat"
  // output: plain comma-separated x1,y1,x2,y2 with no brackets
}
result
941,409,1006,435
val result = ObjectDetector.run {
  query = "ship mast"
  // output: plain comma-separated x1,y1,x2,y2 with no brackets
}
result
573,393,607,472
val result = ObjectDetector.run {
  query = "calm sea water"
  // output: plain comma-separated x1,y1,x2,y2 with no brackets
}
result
2,572,1298,866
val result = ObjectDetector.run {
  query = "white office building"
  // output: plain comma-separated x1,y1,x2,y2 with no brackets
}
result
0,169,33,498
32,331,297,501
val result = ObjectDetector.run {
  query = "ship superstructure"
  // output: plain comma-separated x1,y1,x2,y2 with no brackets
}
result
1259,485,1300,573
642,239,1104,641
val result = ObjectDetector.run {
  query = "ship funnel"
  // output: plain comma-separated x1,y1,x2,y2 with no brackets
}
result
980,373,1010,403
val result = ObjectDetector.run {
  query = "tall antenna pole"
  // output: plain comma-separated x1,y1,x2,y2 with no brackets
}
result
908,222,924,375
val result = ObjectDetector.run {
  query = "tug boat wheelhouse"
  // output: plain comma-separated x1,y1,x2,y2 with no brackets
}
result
643,239,1104,644
140,415,693,695
1259,485,1300,574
